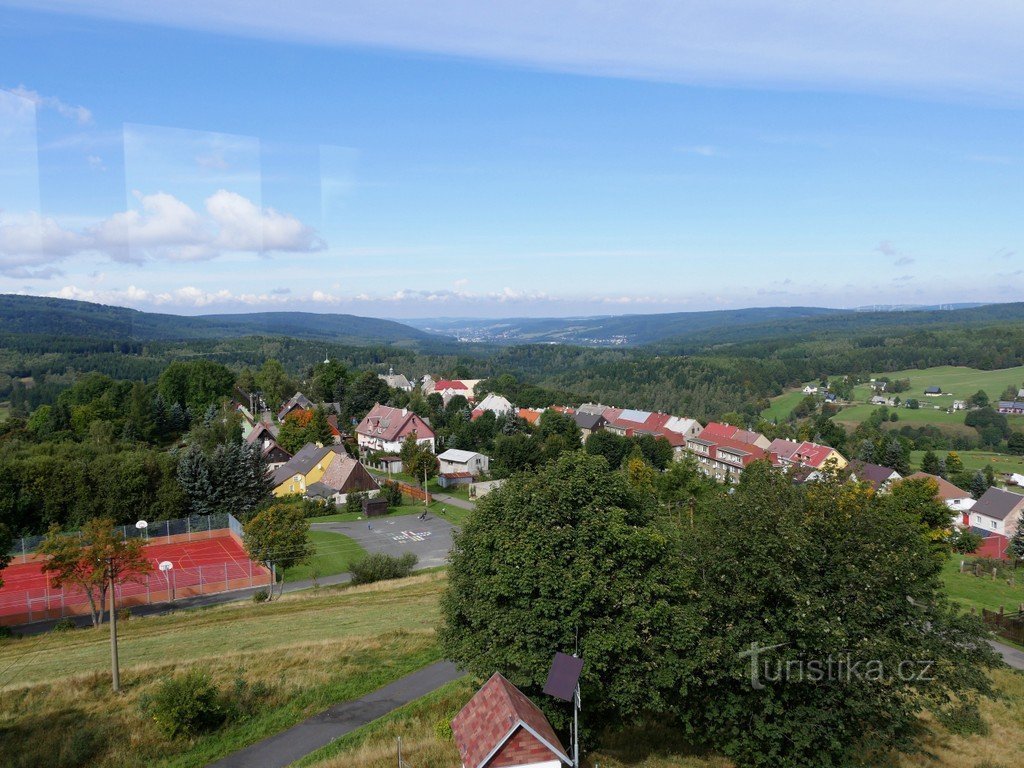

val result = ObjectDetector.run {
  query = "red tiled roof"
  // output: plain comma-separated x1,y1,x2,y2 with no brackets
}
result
434,379,469,391
699,421,740,441
451,673,569,768
518,408,543,425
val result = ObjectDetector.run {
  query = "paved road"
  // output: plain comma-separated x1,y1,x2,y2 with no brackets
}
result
313,512,457,569
207,660,462,768
990,639,1024,671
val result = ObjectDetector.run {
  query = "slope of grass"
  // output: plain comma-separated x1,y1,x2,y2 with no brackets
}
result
910,450,1024,475
283,530,365,582
854,365,1024,402
761,388,814,422
0,574,446,768
305,667,1024,768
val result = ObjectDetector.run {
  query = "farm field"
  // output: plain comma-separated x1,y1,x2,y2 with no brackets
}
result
282,529,366,582
852,365,1024,403
833,402,972,432
0,573,445,768
761,388,812,422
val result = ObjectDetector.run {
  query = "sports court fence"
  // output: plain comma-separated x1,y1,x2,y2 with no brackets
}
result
1,557,273,626
6,512,238,564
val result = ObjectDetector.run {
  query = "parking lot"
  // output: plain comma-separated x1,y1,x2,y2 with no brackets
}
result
311,512,457,569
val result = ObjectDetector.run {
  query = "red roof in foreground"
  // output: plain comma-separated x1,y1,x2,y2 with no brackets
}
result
451,673,570,768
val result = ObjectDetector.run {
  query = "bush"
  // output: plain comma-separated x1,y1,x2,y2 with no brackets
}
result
349,552,418,585
936,701,989,736
51,618,76,633
345,490,367,516
381,481,403,508
116,607,131,622
252,589,269,603
230,675,272,720
0,624,14,639
145,670,228,738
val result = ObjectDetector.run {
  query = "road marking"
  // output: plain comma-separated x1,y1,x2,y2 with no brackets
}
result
391,530,433,543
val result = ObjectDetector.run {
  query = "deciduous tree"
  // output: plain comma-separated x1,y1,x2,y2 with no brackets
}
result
243,504,313,598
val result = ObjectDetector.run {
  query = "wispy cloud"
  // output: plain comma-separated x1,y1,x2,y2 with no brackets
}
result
676,144,724,157
13,1,1024,101
4,85,92,124
875,240,916,267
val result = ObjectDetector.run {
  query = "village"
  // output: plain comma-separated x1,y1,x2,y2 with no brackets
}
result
238,371,1024,565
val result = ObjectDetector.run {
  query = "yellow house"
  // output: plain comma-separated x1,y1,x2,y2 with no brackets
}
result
271,443,346,497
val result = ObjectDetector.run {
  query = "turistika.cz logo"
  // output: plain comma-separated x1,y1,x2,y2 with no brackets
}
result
737,641,936,690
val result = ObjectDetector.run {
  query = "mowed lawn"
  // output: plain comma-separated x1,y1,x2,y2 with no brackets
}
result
0,573,446,768
833,402,974,432
761,388,813,422
283,529,366,582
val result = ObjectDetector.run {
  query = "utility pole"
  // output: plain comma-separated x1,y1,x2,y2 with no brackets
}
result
109,560,120,693
424,464,428,507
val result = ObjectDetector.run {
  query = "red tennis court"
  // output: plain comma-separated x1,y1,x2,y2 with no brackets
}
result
0,532,272,626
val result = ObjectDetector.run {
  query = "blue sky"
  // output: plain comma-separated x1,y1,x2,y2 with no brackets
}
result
0,1,1022,317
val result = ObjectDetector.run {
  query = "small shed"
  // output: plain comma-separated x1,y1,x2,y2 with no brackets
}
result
438,472,474,489
362,497,389,517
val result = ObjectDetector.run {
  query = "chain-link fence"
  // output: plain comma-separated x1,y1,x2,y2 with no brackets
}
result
7,512,236,564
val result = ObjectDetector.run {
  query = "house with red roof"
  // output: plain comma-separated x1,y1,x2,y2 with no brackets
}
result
451,672,572,768
700,421,772,450
355,403,436,454
768,439,847,472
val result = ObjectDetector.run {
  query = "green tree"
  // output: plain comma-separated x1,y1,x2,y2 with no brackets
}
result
158,361,234,412
584,429,630,469
305,406,335,446
945,451,964,474
1007,432,1024,456
969,470,988,500
243,504,314,598
920,449,941,476
678,463,998,768
967,390,990,408
255,359,295,408
344,371,391,421
405,445,439,487
439,452,695,736
490,433,542,478
0,522,10,589
1009,524,1024,562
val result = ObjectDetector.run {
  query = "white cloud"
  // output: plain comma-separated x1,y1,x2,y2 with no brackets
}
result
4,85,92,124
86,155,106,171
0,190,323,275
676,145,723,157
11,2,1024,101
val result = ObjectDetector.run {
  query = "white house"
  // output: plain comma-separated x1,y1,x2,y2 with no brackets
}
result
1009,473,1024,487
437,448,490,476
969,487,1024,537
664,415,703,440
802,385,819,394
355,404,436,454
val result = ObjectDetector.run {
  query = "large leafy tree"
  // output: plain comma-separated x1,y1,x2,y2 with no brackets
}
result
243,504,313,598
39,517,152,627
677,462,998,768
157,360,234,412
440,451,697,736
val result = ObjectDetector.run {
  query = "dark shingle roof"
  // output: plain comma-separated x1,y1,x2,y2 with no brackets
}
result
972,487,1024,521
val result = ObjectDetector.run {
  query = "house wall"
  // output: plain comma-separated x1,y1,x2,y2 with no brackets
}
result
490,728,562,768
440,454,489,475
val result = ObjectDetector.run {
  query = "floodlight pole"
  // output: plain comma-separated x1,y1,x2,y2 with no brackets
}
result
573,682,580,768
109,560,120,693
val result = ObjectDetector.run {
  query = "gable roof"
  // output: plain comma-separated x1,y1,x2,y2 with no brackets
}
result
847,460,900,490
767,439,839,469
903,472,972,501
317,454,379,494
277,392,314,421
573,411,605,431
972,487,1024,521
355,404,436,443
246,421,277,446
433,379,469,391
451,673,570,768
271,443,345,487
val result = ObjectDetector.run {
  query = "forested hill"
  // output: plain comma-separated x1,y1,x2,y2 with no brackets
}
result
409,306,844,345
0,295,445,346
650,302,1024,353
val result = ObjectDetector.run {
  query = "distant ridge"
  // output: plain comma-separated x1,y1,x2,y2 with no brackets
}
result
0,295,446,346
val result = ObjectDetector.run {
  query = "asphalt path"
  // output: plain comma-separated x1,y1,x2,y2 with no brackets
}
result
207,660,462,768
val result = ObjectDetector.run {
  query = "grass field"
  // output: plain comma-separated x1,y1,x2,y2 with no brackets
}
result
941,556,1024,613
851,365,1024,404
0,573,446,768
761,389,812,422
910,450,1024,475
283,530,366,582
833,402,974,432
0,403,9,422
